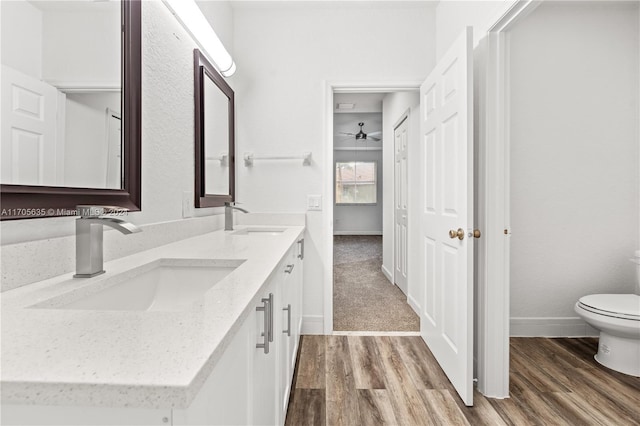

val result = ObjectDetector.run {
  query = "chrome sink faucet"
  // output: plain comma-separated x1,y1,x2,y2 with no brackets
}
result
74,206,141,278
225,202,249,231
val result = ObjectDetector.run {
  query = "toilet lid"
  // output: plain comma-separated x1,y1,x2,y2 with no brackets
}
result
578,294,640,319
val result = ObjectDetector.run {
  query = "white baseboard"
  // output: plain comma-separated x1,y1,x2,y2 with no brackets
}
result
381,265,393,283
333,231,383,236
510,317,600,337
407,293,420,316
302,315,324,335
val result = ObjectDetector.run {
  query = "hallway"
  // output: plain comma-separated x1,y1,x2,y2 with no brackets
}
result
333,236,419,331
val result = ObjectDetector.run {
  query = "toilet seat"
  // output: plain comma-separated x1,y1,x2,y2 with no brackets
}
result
578,294,640,321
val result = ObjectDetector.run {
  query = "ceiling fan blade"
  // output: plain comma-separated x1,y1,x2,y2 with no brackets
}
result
337,132,357,136
368,131,382,136
369,136,381,142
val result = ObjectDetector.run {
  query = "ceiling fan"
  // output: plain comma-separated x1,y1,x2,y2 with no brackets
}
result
337,122,381,142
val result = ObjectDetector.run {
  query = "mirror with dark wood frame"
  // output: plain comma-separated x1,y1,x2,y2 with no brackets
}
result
194,49,235,208
0,0,141,220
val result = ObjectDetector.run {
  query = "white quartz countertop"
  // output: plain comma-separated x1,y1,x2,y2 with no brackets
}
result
1,225,305,409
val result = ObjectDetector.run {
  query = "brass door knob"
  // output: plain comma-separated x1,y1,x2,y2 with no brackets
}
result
449,228,465,240
473,229,481,238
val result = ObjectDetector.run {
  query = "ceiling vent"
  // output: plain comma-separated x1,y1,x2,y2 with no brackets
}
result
336,103,355,110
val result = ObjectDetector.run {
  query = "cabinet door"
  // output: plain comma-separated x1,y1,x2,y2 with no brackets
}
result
252,277,279,426
277,248,295,424
291,238,304,368
173,316,252,425
277,238,304,424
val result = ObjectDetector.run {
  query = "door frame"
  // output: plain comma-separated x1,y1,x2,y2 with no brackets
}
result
322,82,421,334
481,0,540,398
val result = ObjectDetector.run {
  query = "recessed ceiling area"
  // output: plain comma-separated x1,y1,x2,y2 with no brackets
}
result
334,93,386,113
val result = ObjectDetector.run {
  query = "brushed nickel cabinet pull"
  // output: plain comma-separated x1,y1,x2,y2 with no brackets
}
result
283,304,291,336
256,297,270,354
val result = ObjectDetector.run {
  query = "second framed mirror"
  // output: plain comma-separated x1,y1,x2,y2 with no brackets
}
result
194,49,234,208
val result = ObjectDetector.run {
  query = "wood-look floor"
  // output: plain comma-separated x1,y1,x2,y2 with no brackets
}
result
285,336,640,425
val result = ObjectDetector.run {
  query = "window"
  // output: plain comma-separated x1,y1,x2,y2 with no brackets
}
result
335,161,377,204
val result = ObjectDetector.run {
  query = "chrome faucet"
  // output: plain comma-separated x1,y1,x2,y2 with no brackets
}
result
74,206,141,278
225,202,249,231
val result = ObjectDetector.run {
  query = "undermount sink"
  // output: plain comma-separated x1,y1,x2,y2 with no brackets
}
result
232,227,286,236
33,258,245,312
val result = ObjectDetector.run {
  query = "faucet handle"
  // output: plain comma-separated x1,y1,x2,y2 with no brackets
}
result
76,205,128,218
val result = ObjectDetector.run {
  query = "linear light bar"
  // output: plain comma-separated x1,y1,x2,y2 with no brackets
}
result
162,0,236,77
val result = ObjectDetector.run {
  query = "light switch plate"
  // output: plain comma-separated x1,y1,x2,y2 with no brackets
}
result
307,194,322,211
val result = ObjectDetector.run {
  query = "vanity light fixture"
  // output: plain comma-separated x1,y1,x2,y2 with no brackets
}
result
162,0,236,77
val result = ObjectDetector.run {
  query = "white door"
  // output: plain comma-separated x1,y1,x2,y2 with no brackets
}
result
394,116,409,295
1,65,60,185
419,27,474,406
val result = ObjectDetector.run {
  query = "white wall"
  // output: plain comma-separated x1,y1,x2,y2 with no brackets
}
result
232,2,436,330
509,2,639,327
1,0,42,78
1,2,235,290
333,149,383,235
382,91,419,291
41,4,120,85
436,0,512,61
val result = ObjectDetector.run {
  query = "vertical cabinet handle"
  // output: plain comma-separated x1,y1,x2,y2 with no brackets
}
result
267,293,274,343
256,296,270,354
282,304,291,336
297,239,304,260
285,264,295,274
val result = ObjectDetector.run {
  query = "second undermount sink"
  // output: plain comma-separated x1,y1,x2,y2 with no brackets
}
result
232,227,286,236
33,258,245,312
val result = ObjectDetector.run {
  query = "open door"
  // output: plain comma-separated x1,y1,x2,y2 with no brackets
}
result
394,115,409,295
419,27,474,405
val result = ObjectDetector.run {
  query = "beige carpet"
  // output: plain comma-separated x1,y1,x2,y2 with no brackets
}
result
333,235,420,331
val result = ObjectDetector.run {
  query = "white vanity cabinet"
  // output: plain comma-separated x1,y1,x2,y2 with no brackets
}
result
2,232,305,426
175,236,304,426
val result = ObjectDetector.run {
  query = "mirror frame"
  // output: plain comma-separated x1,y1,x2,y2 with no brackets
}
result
0,0,141,221
194,49,235,208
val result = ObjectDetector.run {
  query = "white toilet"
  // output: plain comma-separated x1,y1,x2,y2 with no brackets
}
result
575,250,640,377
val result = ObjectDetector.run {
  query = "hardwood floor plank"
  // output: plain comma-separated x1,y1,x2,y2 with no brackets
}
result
509,339,583,392
348,336,386,389
285,388,326,426
508,388,574,426
560,389,640,426
375,336,432,426
325,336,361,426
568,366,640,423
509,341,571,393
454,389,509,426
288,336,639,426
395,336,452,390
296,335,326,389
356,389,398,425
551,338,640,393
488,396,544,426
420,389,471,425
